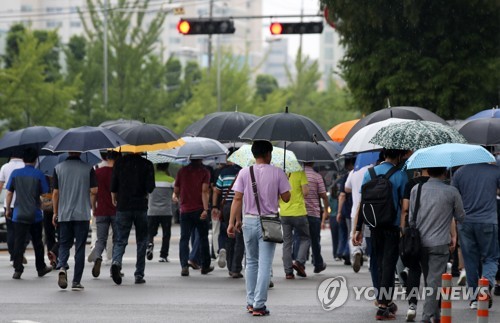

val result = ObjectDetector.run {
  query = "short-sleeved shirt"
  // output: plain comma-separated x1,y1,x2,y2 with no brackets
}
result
304,166,326,217
233,164,291,216
148,172,175,216
280,171,308,216
0,158,24,208
216,164,241,204
175,163,210,213
95,166,116,216
452,163,500,224
345,165,371,219
338,173,353,219
6,165,48,224
361,162,409,227
110,154,155,212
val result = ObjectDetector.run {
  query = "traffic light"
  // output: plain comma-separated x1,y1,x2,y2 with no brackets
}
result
269,22,324,35
177,18,236,35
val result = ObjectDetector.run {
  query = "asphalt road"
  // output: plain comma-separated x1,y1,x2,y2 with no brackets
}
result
0,225,498,323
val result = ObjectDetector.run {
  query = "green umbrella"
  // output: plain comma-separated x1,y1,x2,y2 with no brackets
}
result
228,144,302,173
369,120,467,150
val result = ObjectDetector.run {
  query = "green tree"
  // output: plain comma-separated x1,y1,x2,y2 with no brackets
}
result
255,74,278,100
321,0,500,119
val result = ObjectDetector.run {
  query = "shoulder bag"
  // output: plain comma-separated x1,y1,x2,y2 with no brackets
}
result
399,183,423,268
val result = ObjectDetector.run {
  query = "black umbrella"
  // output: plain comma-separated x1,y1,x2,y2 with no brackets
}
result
99,119,143,134
42,126,127,153
0,126,63,157
455,118,500,145
183,111,258,142
275,141,342,163
239,107,330,142
343,106,447,145
112,123,181,153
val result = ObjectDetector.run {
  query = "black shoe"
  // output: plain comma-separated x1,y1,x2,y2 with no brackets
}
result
38,266,53,277
314,263,327,274
92,258,102,278
146,243,154,261
252,306,270,316
71,282,84,291
12,272,22,279
375,307,396,320
494,284,500,296
387,302,398,314
111,264,122,285
58,270,68,289
135,276,146,284
201,266,214,274
188,260,200,270
293,260,307,277
343,256,352,266
269,281,274,288
232,272,244,278
181,267,189,276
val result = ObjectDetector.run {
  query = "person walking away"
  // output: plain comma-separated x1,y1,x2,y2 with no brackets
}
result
452,162,500,309
0,149,25,264
329,184,340,260
41,175,57,268
53,152,97,291
110,152,155,285
174,158,213,276
146,162,175,263
89,151,120,278
227,140,291,316
303,162,329,274
337,158,355,265
5,148,52,279
353,149,409,320
408,167,464,322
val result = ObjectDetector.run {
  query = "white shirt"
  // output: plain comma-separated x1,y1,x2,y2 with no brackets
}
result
0,158,25,208
345,165,372,219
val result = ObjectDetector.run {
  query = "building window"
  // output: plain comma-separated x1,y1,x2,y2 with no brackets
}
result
46,20,62,28
324,30,334,43
70,6,78,13
70,21,81,28
21,5,33,12
324,48,334,60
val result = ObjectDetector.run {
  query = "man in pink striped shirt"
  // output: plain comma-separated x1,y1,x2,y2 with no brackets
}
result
304,163,329,273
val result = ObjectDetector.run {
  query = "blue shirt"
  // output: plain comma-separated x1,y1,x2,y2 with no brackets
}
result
452,163,500,224
6,165,49,224
361,162,408,226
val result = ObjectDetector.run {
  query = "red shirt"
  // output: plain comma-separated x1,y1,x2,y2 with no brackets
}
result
95,166,116,216
175,164,210,213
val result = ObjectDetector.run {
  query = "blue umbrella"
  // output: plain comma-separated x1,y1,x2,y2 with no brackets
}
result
42,126,127,153
354,151,380,171
37,151,102,176
466,108,500,120
405,143,495,170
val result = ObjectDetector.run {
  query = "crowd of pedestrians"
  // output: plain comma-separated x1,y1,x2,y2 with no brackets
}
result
1,142,499,321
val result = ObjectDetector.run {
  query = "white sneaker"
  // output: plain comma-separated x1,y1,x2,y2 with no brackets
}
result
406,304,416,322
457,269,466,286
446,262,452,273
217,249,227,268
470,300,477,309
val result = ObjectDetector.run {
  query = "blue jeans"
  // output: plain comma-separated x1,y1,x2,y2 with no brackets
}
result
458,222,499,293
337,217,350,258
58,221,89,284
307,216,324,269
179,210,210,269
243,216,276,309
112,210,148,278
92,215,117,262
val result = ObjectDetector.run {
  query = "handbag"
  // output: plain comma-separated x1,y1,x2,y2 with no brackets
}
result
399,183,423,268
249,166,283,243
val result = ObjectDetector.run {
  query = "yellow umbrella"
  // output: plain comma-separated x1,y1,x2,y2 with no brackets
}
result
117,139,185,153
327,119,359,143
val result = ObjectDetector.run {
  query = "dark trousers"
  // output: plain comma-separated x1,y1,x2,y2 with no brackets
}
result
308,216,324,269
223,203,244,273
147,215,172,258
406,263,422,305
43,210,56,253
179,209,210,269
57,221,89,284
372,227,400,305
13,221,46,273
6,214,15,260
329,215,340,259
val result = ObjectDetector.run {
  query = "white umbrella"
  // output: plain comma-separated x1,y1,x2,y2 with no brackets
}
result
158,137,228,162
341,118,411,155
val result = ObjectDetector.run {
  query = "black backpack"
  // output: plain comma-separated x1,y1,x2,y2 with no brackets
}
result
360,166,399,228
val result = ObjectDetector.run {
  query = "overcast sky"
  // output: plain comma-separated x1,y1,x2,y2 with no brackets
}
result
262,0,321,60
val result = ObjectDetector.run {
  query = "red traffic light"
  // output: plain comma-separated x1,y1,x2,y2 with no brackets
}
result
177,20,191,34
270,22,283,35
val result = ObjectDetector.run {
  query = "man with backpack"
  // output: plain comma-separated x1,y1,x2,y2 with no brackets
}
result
353,149,409,320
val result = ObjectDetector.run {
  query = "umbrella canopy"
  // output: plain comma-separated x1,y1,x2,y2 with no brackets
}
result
455,118,500,145
183,111,258,142
99,119,143,132
466,108,500,120
238,107,330,142
327,119,359,143
0,126,63,157
354,151,380,171
111,123,183,153
343,106,447,145
42,126,127,153
405,143,495,170
158,137,228,161
228,144,302,172
275,141,341,163
341,118,411,155
369,120,467,150
37,151,102,176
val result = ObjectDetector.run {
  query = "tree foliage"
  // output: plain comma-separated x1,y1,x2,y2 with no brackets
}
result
321,0,500,119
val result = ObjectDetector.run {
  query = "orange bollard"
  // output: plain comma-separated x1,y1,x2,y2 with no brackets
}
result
441,273,452,323
477,277,489,323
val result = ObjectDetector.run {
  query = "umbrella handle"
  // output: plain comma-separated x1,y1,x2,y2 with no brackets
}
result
284,141,286,173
